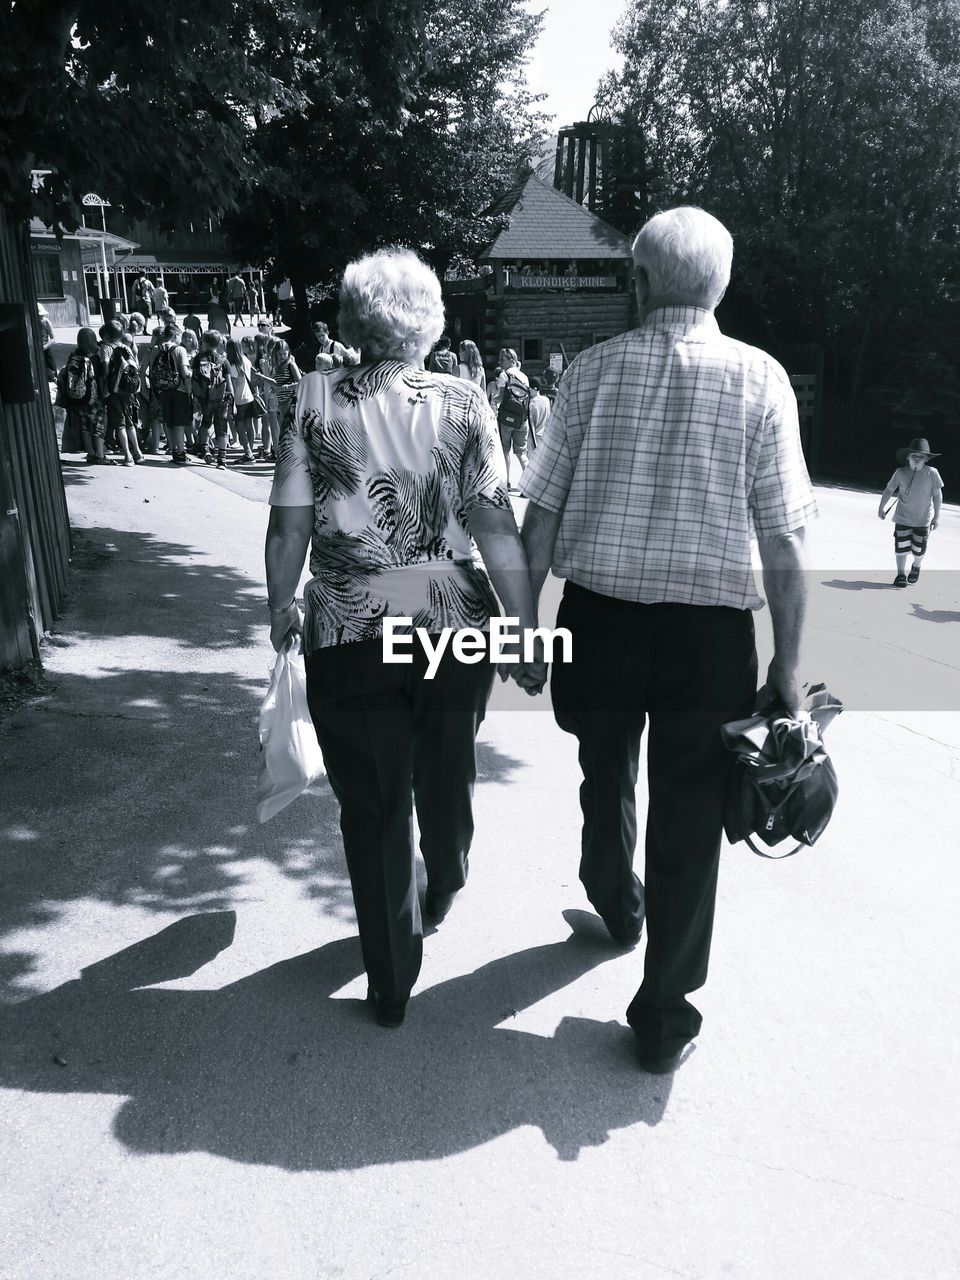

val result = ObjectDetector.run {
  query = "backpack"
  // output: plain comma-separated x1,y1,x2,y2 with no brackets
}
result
721,685,842,859
497,372,531,431
56,350,91,406
430,348,458,375
193,353,227,403
151,344,183,392
110,345,141,396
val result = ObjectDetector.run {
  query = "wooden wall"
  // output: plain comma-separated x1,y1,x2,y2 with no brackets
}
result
490,291,635,376
0,208,71,672
31,235,88,327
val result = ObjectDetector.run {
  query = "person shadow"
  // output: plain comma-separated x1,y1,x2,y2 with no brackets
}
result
0,912,672,1171
910,604,960,623
819,577,893,591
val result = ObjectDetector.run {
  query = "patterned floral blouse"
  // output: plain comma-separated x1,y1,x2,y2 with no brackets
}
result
269,361,512,653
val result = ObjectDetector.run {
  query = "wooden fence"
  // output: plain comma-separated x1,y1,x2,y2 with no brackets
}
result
0,207,71,671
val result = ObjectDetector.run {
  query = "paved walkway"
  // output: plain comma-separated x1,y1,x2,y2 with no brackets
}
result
1,462,958,1279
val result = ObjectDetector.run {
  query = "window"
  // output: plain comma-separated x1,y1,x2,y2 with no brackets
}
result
522,336,543,362
31,246,64,298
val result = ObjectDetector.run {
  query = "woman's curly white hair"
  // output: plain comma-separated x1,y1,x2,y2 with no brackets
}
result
338,248,445,363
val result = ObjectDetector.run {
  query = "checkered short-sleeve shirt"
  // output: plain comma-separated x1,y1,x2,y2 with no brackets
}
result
520,307,817,610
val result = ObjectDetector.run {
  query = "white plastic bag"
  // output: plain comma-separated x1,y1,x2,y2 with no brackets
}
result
256,646,325,823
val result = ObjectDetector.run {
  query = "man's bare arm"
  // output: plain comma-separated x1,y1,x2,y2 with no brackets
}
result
756,527,807,716
520,501,562,610
467,506,545,693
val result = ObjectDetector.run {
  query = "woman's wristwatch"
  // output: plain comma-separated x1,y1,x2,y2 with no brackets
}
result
268,600,298,615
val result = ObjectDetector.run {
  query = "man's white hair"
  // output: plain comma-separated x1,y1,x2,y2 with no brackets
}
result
631,207,733,309
338,248,445,362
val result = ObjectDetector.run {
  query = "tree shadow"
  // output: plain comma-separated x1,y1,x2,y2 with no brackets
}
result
59,463,93,488
0,525,525,1001
476,740,526,782
0,914,671,1172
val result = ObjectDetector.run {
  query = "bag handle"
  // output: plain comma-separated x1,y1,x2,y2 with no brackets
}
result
745,834,802,859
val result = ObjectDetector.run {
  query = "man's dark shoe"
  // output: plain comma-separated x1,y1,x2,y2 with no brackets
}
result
561,908,643,948
907,565,921,584
424,888,458,922
636,1047,684,1074
893,573,908,588
366,986,407,1028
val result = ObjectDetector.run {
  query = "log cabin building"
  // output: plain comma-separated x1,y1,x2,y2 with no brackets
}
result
477,174,636,378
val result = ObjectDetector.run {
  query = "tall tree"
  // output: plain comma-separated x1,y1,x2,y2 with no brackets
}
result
1,1,425,233
223,0,544,316
599,0,960,407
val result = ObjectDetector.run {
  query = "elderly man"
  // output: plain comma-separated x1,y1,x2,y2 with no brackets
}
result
520,207,817,1073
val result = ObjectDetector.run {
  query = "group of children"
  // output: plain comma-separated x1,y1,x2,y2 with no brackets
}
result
57,309,305,469
56,314,947,578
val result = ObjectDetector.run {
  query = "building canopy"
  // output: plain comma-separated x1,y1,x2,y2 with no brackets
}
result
120,252,253,275
481,176,632,262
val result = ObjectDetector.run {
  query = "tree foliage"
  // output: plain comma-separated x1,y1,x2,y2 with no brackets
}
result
1,0,425,231
3,0,541,327
222,0,545,307
598,0,960,410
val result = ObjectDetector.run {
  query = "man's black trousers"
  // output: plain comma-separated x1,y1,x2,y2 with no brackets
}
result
551,582,758,1056
305,638,494,1005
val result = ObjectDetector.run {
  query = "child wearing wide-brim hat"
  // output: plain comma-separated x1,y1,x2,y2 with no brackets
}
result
878,437,944,586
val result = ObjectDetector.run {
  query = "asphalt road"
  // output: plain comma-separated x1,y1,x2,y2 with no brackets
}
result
1,456,958,1280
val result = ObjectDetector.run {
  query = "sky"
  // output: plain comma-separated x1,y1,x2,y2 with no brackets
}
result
523,0,628,131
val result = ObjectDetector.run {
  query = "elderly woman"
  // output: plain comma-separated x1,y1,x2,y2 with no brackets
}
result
265,248,544,1026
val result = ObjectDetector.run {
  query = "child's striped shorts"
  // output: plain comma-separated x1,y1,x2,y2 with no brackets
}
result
894,524,929,556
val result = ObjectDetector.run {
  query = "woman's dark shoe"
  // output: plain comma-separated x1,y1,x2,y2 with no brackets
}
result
366,986,408,1028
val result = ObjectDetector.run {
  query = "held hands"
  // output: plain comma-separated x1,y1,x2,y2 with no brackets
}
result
498,660,548,695
497,633,548,696
269,602,303,653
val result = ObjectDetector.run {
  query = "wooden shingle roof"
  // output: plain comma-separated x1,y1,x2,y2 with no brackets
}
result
481,176,632,261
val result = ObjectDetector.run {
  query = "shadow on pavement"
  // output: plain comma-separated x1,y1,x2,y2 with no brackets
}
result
910,604,960,623
0,914,671,1170
819,578,893,591
60,463,94,487
0,525,525,1001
